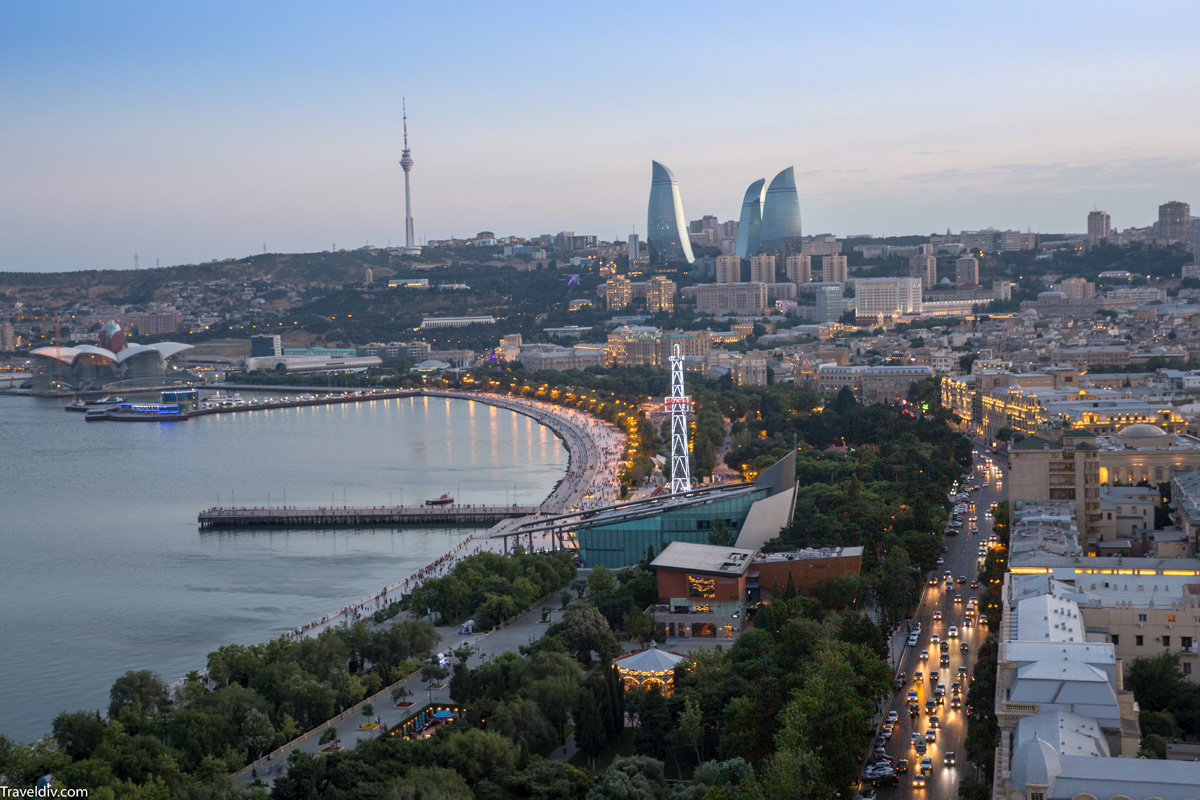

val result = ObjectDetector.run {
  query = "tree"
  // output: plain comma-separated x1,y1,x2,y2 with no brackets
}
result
361,701,374,721
708,516,734,547
573,688,607,770
241,707,275,759
562,605,621,665
633,686,672,760
587,565,618,599
621,609,655,647
51,710,106,761
319,726,339,747
677,696,704,770
108,669,168,719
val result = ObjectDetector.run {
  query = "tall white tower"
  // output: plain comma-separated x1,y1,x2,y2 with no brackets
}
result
399,99,421,256
666,343,692,494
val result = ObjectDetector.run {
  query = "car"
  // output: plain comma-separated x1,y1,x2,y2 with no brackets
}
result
936,557,945,565
960,642,970,652
887,710,899,723
881,725,893,740
946,581,954,591
896,758,909,774
925,727,936,742
970,580,979,589
914,671,924,683
958,666,968,678
957,576,967,584
920,648,930,660
928,714,939,728
921,755,933,774
860,788,879,800
952,682,962,695
915,738,927,754
936,682,946,695
873,774,899,788
940,654,950,667
933,610,942,620
873,746,888,760
911,732,922,746
912,774,926,788
940,639,950,651
953,593,962,603
951,695,962,709
948,626,959,637
908,689,919,702
907,634,919,647
930,670,940,683
910,702,920,716
963,616,973,628
925,699,936,714
928,575,938,585
931,633,941,644
944,751,956,766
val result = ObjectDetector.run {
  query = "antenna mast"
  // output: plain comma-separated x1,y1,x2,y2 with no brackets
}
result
667,343,692,494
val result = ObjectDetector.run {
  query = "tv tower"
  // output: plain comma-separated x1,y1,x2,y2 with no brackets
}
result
667,343,692,494
399,98,421,256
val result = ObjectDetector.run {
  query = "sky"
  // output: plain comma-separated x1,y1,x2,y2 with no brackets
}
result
2,1,1199,273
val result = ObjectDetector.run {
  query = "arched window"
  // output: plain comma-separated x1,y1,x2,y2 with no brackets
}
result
1156,468,1164,482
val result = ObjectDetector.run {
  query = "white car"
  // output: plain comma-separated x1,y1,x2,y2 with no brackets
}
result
933,610,942,620
931,633,940,644
947,626,958,638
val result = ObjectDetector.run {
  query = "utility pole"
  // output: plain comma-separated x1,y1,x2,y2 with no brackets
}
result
667,343,692,494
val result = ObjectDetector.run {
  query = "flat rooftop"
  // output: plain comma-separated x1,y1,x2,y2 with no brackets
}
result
651,542,756,576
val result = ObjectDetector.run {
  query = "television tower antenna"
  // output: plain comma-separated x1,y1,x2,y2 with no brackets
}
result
399,97,421,256
667,343,692,494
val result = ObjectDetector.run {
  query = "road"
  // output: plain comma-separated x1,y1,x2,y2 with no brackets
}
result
865,446,1007,798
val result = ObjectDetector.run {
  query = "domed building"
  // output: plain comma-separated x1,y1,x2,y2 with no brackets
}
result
30,321,194,393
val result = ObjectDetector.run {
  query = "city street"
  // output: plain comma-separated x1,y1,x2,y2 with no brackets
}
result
865,446,1006,798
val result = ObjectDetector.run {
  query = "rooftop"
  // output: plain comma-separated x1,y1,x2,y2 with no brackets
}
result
650,542,756,576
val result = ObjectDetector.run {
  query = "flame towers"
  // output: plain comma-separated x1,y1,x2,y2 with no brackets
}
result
646,161,695,266
399,100,421,256
737,167,802,257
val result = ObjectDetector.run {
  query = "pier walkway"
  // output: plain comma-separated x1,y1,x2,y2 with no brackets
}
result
197,504,548,529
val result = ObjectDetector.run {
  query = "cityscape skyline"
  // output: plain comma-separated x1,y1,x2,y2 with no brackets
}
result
3,1,1200,273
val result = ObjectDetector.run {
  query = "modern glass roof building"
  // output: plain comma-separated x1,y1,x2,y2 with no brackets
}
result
735,178,766,259
646,161,695,266
758,167,802,254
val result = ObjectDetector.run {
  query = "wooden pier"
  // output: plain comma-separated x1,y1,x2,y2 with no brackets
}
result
197,505,549,529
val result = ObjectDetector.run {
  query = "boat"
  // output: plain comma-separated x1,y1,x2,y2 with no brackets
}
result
424,494,454,506
66,395,126,412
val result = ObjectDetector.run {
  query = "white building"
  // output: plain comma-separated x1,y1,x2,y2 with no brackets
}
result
853,277,923,320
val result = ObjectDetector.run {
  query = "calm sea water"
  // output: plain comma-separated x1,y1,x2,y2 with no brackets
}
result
0,393,567,742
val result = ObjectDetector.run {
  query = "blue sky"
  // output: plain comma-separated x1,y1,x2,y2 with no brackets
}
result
3,1,1198,272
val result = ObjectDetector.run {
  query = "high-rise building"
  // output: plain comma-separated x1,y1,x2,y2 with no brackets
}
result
693,283,768,316
854,277,923,320
758,167,803,254
1052,277,1096,299
736,179,766,259
1087,210,1111,246
821,255,848,283
628,233,640,262
955,256,979,286
398,100,421,256
0,321,18,351
646,161,695,266
749,254,776,284
815,285,843,323
646,276,677,313
600,275,633,310
1158,201,1191,246
909,254,937,289
785,254,812,284
715,254,741,284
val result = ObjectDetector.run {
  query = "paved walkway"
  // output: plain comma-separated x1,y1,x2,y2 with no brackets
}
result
235,596,569,788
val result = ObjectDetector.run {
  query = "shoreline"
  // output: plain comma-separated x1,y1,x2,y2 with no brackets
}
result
161,391,623,701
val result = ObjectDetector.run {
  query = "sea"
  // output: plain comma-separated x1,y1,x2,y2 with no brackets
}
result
0,392,568,742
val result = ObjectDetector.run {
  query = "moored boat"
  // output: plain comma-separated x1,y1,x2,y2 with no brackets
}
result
424,494,454,506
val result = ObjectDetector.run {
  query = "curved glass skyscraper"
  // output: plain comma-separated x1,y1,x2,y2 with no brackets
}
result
758,167,802,254
736,178,766,259
647,161,695,266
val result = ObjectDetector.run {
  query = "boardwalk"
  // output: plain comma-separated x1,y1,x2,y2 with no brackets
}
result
197,504,547,529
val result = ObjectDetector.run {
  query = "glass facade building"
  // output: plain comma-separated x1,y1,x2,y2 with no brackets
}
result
735,178,766,259
646,161,695,266
575,490,766,569
758,167,802,254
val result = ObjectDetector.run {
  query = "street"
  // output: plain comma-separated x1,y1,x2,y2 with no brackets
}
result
866,446,1006,799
